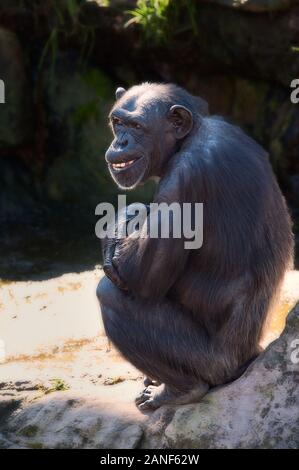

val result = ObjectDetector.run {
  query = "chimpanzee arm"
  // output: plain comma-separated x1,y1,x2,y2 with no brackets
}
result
112,234,188,299
101,205,146,290
111,162,191,299
103,243,127,290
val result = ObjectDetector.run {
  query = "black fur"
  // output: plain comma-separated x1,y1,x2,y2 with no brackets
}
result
97,83,294,410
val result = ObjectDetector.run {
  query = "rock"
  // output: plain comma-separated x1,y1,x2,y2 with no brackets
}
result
1,301,298,449
269,102,299,180
0,157,37,227
143,302,299,448
43,52,115,207
205,0,297,12
5,385,145,449
184,74,299,183
0,432,18,449
166,4,299,88
0,396,23,429
290,175,299,202
0,28,33,146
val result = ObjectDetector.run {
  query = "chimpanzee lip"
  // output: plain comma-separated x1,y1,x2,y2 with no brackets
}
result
110,156,143,172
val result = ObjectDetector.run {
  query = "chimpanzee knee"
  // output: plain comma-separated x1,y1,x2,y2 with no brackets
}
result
97,276,121,338
97,274,133,339
96,275,122,309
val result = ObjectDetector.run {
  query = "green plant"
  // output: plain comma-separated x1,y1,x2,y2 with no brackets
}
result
104,376,125,385
126,0,171,44
38,0,96,76
126,0,199,44
42,378,69,394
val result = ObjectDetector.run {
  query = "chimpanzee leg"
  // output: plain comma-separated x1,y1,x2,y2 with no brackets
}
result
97,276,210,409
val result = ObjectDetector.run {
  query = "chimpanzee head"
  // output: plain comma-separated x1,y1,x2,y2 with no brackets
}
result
105,82,208,189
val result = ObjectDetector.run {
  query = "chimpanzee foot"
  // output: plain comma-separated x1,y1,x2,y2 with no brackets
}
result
135,383,209,411
143,376,161,387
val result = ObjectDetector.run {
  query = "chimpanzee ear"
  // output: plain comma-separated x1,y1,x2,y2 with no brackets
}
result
115,87,126,100
168,105,193,139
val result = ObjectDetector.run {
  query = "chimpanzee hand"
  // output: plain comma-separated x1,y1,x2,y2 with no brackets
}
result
102,236,117,267
103,257,127,290
102,204,149,291
102,233,127,290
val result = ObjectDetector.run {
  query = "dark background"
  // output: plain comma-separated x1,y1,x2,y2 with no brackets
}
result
0,0,298,280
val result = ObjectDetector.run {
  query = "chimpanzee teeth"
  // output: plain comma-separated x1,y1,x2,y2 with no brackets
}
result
112,159,136,169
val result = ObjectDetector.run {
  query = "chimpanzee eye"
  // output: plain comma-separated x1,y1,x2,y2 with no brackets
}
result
112,117,122,126
132,122,142,130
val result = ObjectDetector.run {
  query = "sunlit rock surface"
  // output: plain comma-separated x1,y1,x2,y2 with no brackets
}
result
0,269,102,360
143,302,299,449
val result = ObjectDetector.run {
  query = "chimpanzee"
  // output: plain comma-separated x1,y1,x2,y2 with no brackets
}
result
97,83,294,410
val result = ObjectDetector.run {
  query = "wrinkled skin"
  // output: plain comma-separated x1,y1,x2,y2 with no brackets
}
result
97,82,294,410
105,85,196,190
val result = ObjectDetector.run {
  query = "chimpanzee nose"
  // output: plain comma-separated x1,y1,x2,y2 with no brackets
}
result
115,133,129,149
119,138,128,148
105,144,133,163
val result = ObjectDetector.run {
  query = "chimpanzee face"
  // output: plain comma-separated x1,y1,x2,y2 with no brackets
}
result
105,85,193,189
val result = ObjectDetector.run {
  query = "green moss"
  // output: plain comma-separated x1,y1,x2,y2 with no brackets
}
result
82,69,113,100
232,79,268,141
104,376,125,385
73,101,100,125
258,438,276,449
20,425,39,438
37,0,97,73
44,57,115,206
260,405,271,419
45,378,69,394
38,378,69,395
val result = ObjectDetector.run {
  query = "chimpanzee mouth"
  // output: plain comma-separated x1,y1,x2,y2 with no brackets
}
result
110,157,142,172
